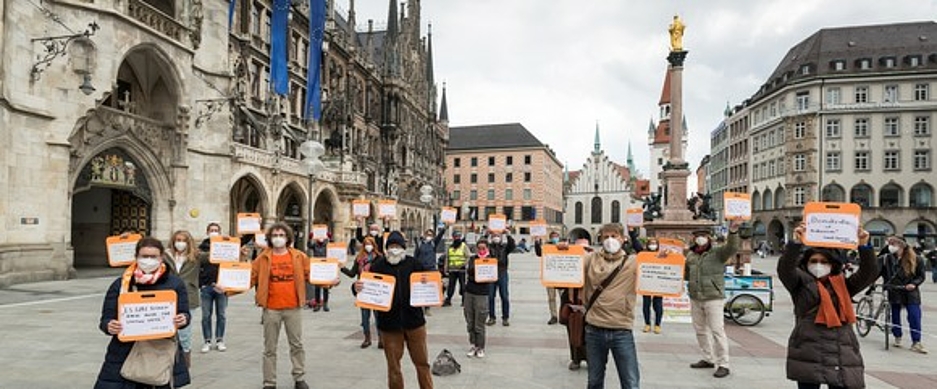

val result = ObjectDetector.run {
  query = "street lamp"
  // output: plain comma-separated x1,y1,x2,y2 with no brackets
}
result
419,184,434,231
301,140,325,247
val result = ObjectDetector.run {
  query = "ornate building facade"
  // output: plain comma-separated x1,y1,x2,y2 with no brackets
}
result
0,0,447,286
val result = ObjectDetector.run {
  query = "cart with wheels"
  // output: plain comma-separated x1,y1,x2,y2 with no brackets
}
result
723,274,774,326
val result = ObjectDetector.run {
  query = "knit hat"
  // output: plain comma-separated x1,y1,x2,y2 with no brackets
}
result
386,231,407,249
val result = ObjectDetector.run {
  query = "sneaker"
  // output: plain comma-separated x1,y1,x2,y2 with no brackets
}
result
295,381,310,389
642,324,651,333
502,318,510,327
547,316,558,325
216,341,227,352
713,367,730,378
690,360,715,369
466,347,477,357
200,342,212,353
911,343,929,354
568,360,581,371
654,325,662,334
474,348,486,358
894,337,903,348
323,304,330,312
486,317,496,326
443,300,452,307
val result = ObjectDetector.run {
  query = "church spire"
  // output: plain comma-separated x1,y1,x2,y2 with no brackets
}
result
426,23,436,116
627,141,636,177
384,0,400,77
438,82,449,124
593,122,601,153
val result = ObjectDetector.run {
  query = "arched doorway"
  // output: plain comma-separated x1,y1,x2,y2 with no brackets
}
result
865,219,895,248
768,219,785,248
230,175,267,234
569,228,592,244
71,148,153,267
277,183,306,248
904,220,937,247
312,188,338,237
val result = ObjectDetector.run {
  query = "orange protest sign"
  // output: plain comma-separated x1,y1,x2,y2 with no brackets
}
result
378,200,397,219
216,262,252,292
352,200,371,218
540,245,586,288
355,272,396,312
410,271,443,307
118,290,178,342
311,224,329,240
327,242,348,265
635,252,686,297
723,192,752,221
626,208,644,227
657,238,685,254
236,213,263,235
529,220,548,237
474,258,499,283
209,236,242,264
440,207,457,224
803,202,862,250
106,234,143,267
309,258,340,286
488,214,507,232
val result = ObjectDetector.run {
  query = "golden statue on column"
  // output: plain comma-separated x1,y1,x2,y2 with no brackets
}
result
669,15,685,52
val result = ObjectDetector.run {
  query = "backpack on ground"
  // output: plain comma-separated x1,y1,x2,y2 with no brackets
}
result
431,349,461,376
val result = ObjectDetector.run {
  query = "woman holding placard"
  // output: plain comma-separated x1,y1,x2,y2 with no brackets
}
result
307,235,331,312
879,236,928,354
95,237,191,389
464,239,492,358
641,238,664,335
778,223,878,389
167,230,200,368
342,236,384,349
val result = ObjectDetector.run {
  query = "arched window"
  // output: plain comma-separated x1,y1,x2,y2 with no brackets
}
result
575,202,583,224
591,197,603,224
910,183,934,208
143,0,175,17
865,219,895,248
775,187,786,209
880,183,903,208
821,184,846,202
763,189,773,210
611,200,621,223
850,184,874,208
752,191,762,211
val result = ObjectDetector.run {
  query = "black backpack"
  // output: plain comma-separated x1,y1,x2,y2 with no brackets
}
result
431,349,461,376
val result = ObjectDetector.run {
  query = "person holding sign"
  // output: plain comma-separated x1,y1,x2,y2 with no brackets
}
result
878,235,928,354
356,216,391,251
444,231,471,307
341,236,384,349
536,231,564,325
166,230,201,368
354,231,434,389
685,223,740,378
306,234,332,312
486,231,516,326
641,238,665,335
778,223,879,389
196,223,235,354
249,223,319,389
464,239,493,358
413,226,446,317
94,237,191,389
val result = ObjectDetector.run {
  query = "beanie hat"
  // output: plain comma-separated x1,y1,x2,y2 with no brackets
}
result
386,231,407,249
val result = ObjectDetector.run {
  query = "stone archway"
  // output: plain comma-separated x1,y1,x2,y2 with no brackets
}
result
768,219,786,248
277,182,307,248
312,187,340,235
230,175,268,234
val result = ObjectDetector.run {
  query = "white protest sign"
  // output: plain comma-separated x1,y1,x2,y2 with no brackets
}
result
118,291,177,342
355,273,396,312
529,222,547,237
724,192,752,221
210,237,242,263
440,207,457,224
474,259,499,283
409,272,443,307
488,214,507,232
626,209,644,227
540,245,585,288
353,200,371,218
309,259,340,285
216,263,251,292
803,202,861,250
236,213,262,235
327,243,348,265
635,252,685,297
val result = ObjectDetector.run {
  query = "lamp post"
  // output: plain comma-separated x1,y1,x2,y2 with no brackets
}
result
419,184,434,232
301,140,325,248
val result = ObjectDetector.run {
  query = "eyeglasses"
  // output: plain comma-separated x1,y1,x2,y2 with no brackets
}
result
138,255,160,260
270,234,288,238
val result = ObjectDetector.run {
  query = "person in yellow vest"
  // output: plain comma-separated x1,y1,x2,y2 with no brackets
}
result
444,231,471,307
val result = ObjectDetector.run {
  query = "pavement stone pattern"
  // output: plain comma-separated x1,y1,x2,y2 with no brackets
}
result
1,252,934,388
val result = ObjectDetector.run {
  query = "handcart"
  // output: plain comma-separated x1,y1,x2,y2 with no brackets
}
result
723,274,774,326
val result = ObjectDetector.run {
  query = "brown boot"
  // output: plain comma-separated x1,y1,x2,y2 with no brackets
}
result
360,332,372,349
183,351,191,369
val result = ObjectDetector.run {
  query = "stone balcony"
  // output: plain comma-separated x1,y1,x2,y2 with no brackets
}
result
126,0,195,48
231,143,367,190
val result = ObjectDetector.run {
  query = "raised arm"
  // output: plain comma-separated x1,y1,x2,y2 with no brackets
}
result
506,235,517,255
534,240,543,257
711,231,740,264
433,227,446,247
777,242,806,294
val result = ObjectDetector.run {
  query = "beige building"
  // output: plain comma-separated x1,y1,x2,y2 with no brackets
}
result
741,22,937,248
445,123,564,237
0,0,446,286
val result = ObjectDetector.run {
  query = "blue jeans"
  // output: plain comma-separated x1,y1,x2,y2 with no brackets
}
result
488,271,510,319
361,308,374,335
585,325,640,389
891,303,923,343
642,296,663,326
201,286,228,342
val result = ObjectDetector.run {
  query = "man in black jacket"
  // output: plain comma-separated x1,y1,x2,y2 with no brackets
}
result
356,217,391,251
355,231,434,389
486,231,516,326
197,222,230,354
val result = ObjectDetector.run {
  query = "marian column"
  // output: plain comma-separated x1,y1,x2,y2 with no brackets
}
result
660,15,694,221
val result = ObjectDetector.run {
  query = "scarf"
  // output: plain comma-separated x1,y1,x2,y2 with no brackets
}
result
119,262,167,293
815,274,856,328
477,249,490,258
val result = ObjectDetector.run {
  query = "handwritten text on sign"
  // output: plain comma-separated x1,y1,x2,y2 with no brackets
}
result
309,260,339,285
805,212,859,248
237,213,262,234
379,202,397,218
108,241,139,267
724,193,752,221
626,209,644,227
488,215,507,232
636,252,686,297
410,272,443,307
353,201,371,217
217,263,251,291
440,207,457,224
529,223,547,237
356,275,395,312
210,238,241,263
120,300,176,341
541,245,585,288
474,259,499,283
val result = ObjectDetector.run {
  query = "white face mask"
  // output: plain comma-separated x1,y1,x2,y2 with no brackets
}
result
424,236,433,242
695,237,709,246
209,232,220,238
173,241,187,252
648,244,659,251
271,237,288,248
386,247,405,264
137,256,162,273
603,238,622,254
369,230,379,237
888,245,900,254
808,263,832,278
492,237,502,244
364,244,374,252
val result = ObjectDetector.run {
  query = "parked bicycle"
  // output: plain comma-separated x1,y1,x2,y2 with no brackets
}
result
855,283,899,350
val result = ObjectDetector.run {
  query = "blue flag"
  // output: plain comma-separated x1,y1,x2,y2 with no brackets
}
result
269,0,290,95
228,0,237,31
305,0,326,121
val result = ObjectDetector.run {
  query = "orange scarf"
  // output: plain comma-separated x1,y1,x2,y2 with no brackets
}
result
815,274,856,328
120,262,167,293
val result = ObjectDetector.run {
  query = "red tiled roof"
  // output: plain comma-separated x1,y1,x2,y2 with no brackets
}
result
658,70,671,105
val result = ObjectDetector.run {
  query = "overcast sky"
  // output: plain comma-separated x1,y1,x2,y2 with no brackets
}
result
341,0,936,193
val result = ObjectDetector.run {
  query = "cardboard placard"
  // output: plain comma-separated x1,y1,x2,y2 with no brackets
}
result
312,224,329,240
626,209,644,227
724,192,753,221
216,262,252,292
635,252,686,297
378,200,397,219
540,245,586,288
410,271,443,307
209,236,242,263
353,200,371,218
663,286,693,324
803,202,861,249
118,290,177,342
254,233,268,248
657,238,685,254
440,207,457,224
488,214,507,232
106,234,143,267
355,272,396,312
474,258,499,283
529,221,548,237
237,213,263,235
327,242,348,265
309,258,340,286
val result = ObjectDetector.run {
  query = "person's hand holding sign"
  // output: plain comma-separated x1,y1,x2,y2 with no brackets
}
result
354,280,364,294
858,228,870,246
107,319,122,336
793,222,806,244
728,220,741,233
174,314,187,329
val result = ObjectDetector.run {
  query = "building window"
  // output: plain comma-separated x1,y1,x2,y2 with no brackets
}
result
826,152,841,171
487,189,495,200
488,173,495,183
591,197,603,224
453,174,461,184
523,189,532,200
850,184,873,208
833,60,846,71
825,119,841,138
521,206,536,221
506,156,513,165
884,85,898,103
796,92,810,111
794,187,806,206
505,173,513,182
611,200,621,223
454,158,461,167
488,156,495,166
794,154,806,171
880,184,902,208
574,202,583,224
794,121,806,139
859,59,872,70
658,158,663,166
884,57,896,68
503,206,515,219
467,206,478,220
800,64,811,75
914,116,931,136
855,151,870,171
884,117,900,136
452,190,461,200
470,174,477,184
915,84,929,101
909,55,923,67
769,160,777,176
485,207,497,219
884,151,900,170
854,86,869,103
914,150,931,170
251,3,262,36
524,172,531,182
505,189,513,201
826,88,841,105
910,183,933,208
854,118,869,137
471,157,478,167
524,155,531,165
470,190,477,200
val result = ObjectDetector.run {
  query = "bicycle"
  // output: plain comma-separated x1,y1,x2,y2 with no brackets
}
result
854,283,897,350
